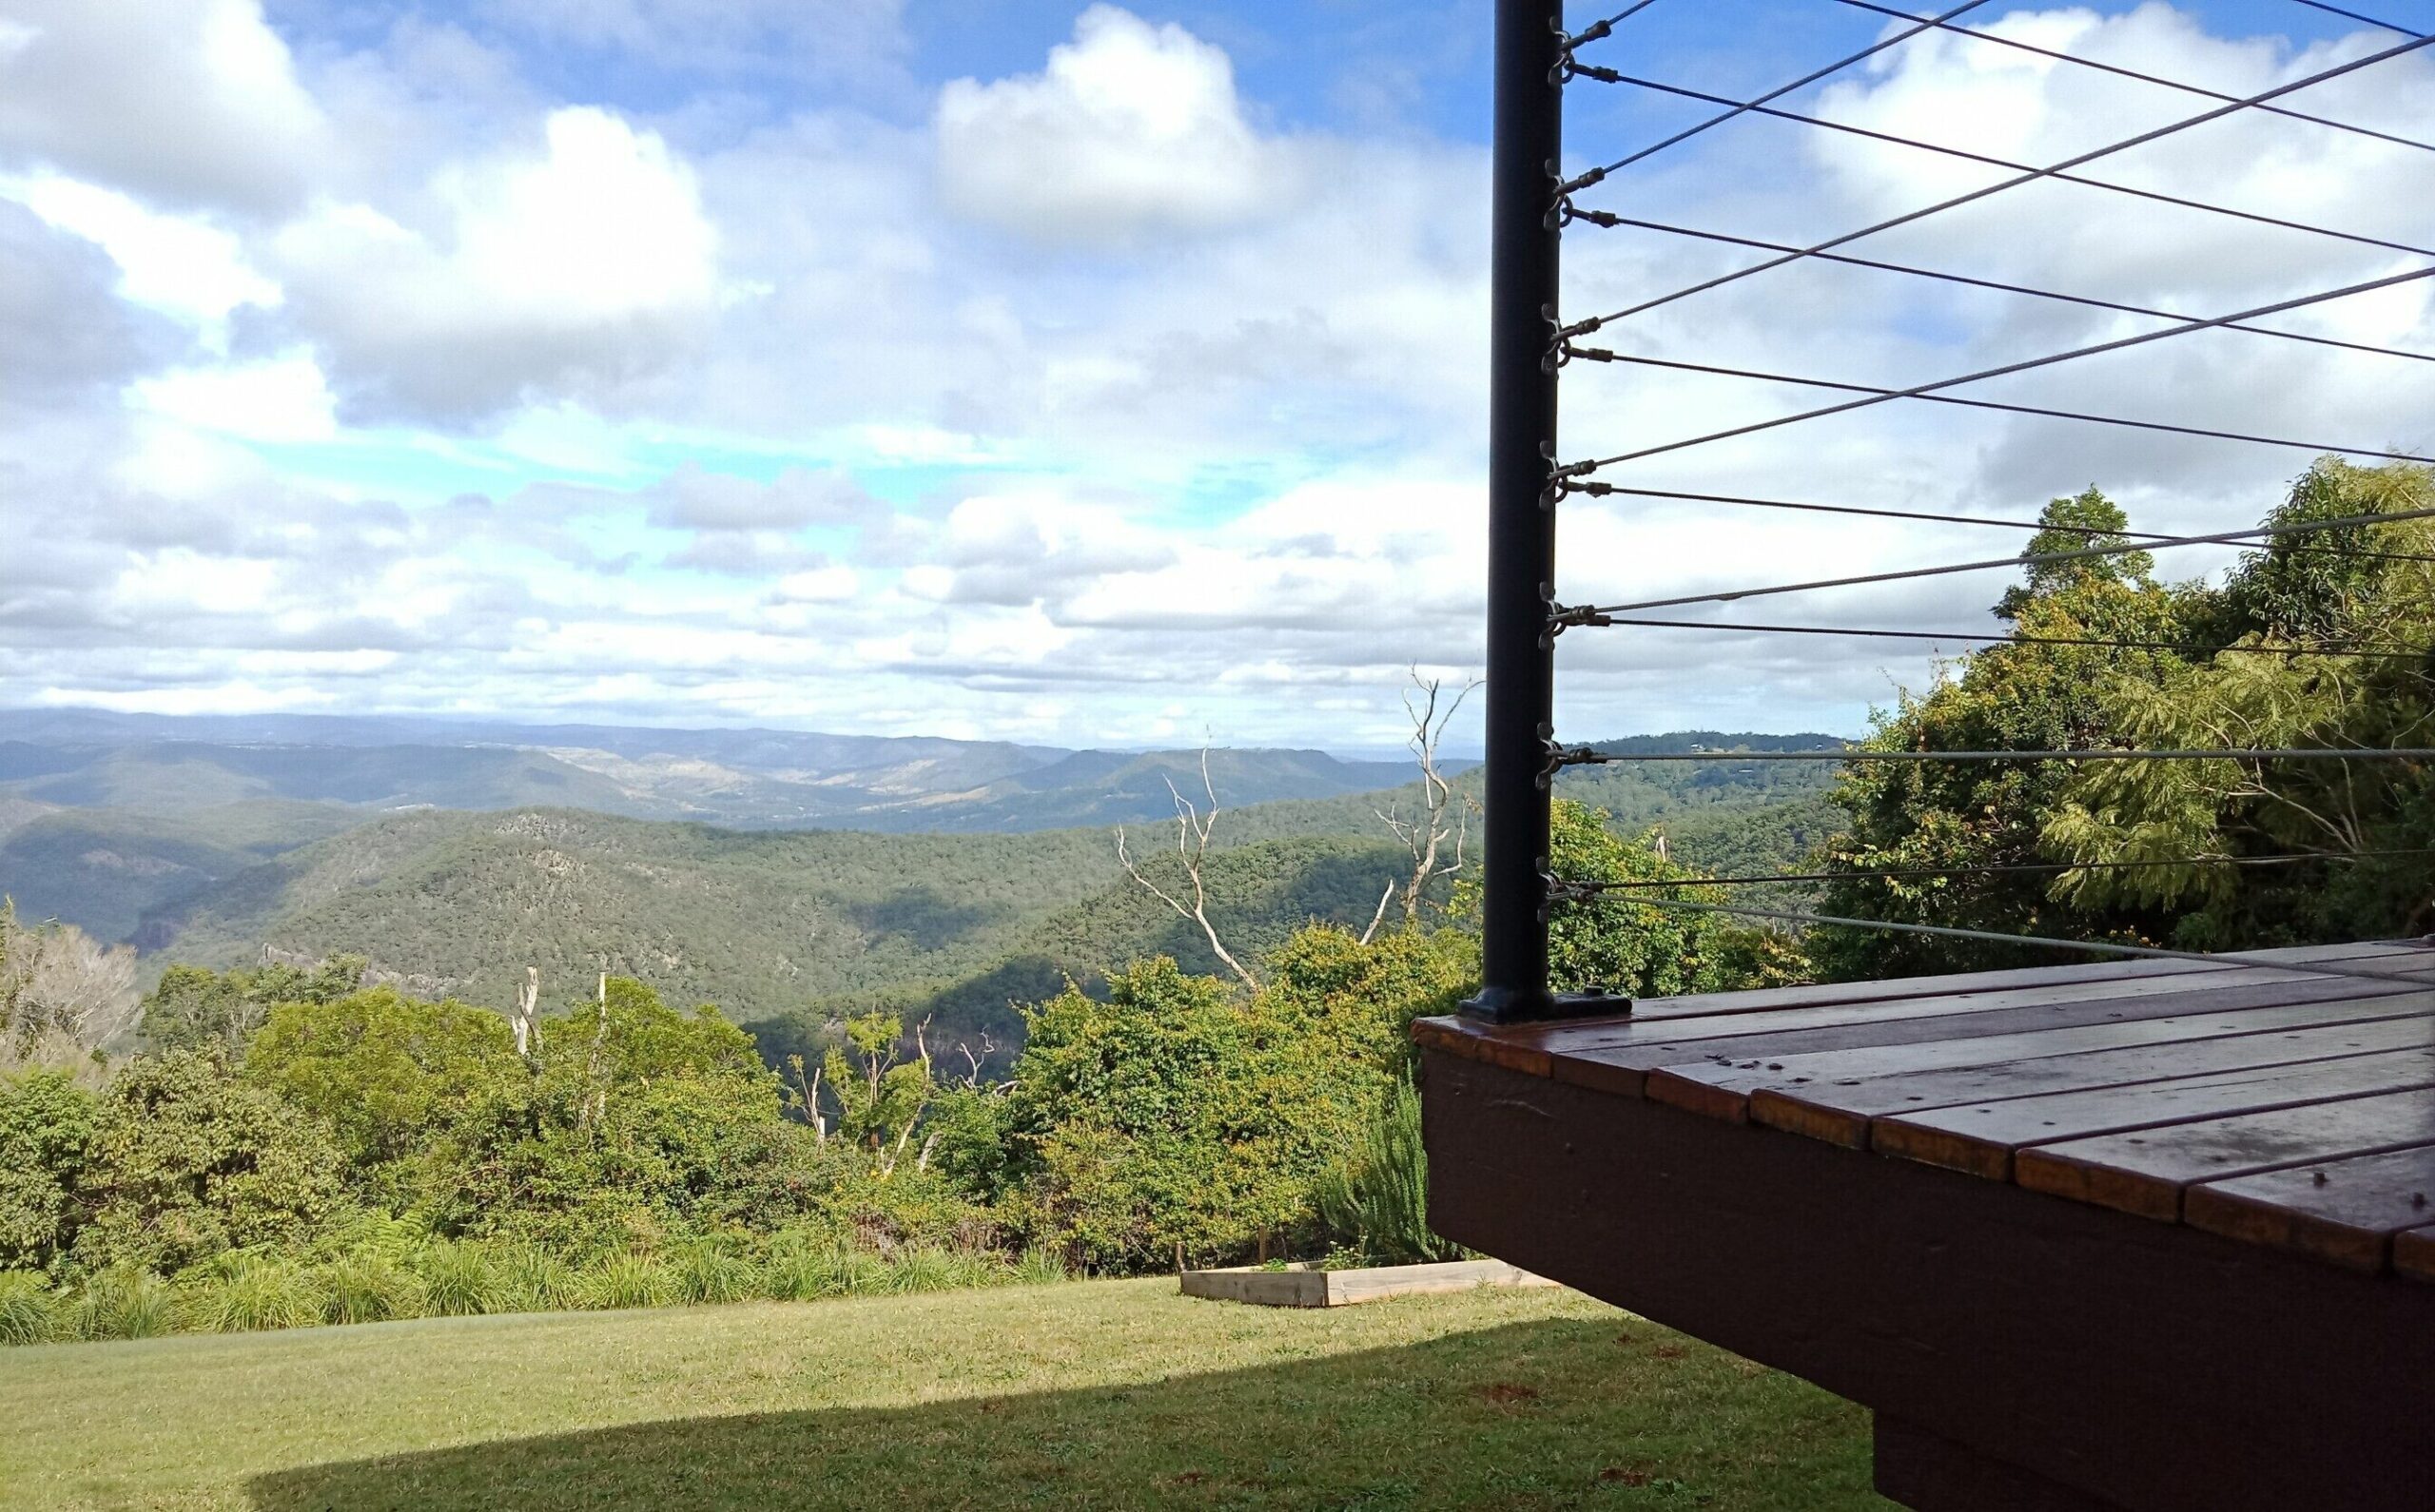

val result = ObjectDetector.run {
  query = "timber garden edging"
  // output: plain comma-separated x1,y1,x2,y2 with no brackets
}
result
1179,1259,1557,1308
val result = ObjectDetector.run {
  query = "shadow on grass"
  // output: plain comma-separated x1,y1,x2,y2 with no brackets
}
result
245,1317,1880,1512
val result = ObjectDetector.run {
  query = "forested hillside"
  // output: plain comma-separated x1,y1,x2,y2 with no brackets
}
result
0,803,364,941
138,810,1135,1019
64,738,1832,1059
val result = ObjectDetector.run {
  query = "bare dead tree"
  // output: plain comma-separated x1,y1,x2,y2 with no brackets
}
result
1116,746,1259,992
1,905,140,1069
887,1020,935,1174
582,963,611,1130
1364,669,1483,942
788,1053,828,1143
512,966,542,1061
951,1030,1001,1087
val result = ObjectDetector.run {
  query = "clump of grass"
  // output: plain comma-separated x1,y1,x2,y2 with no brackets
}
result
65,1267,179,1341
1011,1246,1070,1288
670,1243,758,1306
319,1252,425,1326
412,1242,508,1317
489,1242,577,1314
0,1270,59,1345
883,1246,998,1295
180,1255,325,1335
775,1241,890,1300
580,1253,673,1311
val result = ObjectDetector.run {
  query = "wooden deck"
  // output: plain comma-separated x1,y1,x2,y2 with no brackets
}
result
1415,940,2435,1512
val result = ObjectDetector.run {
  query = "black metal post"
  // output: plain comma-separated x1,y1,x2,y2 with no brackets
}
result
1464,0,1568,1024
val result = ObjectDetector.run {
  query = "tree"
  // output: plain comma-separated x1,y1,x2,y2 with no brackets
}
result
1810,489,2194,979
1007,960,1270,1269
0,1069,97,1270
2044,460,2435,946
2,903,141,1068
1256,921,1472,1075
71,1050,349,1273
1115,748,1259,991
140,954,365,1056
243,986,521,1202
1538,800,1743,997
1365,669,1480,940
1996,486,2153,621
820,1011,936,1174
438,978,814,1252
0,915,132,1075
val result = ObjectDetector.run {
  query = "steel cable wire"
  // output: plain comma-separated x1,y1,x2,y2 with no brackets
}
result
1547,895,2435,988
1562,264,2435,470
1561,504,2435,617
1569,213,2435,367
1565,29,2435,328
1570,68,2435,262
1557,846,2435,891
1833,0,2435,156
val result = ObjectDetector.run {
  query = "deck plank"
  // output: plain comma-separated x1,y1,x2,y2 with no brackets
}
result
1744,1002,2435,1146
1566,970,2435,1107
2396,1223,2435,1282
2184,1144,2435,1271
2011,1086,2435,1219
1618,939,2428,1020
1518,940,2428,1064
1878,1051,2435,1184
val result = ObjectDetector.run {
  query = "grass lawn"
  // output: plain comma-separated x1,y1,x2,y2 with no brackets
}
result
0,1278,1886,1511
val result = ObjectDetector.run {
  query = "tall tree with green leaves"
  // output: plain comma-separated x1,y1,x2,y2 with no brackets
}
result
1541,800,1747,996
2046,460,2435,946
1811,489,2197,979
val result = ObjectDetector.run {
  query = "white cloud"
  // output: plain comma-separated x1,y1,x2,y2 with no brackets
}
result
647,463,870,531
33,679,333,715
128,351,336,444
8,3,2431,751
0,0,332,215
3,172,280,346
771,565,859,603
936,7,1288,242
108,549,281,616
271,107,722,417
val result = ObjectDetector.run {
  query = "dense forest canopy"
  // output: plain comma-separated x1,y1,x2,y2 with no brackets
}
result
1817,460,2435,976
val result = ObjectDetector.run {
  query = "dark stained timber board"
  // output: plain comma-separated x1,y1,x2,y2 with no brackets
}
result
1750,1005,2435,1147
1416,940,2435,1511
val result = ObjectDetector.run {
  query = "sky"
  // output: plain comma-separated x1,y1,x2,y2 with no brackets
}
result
2,0,2431,752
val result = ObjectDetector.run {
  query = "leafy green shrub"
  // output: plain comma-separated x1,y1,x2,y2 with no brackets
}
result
180,1254,325,1334
1315,1078,1464,1266
489,1242,576,1313
64,1266,178,1340
0,1070,98,1272
71,1051,348,1274
411,1242,506,1317
810,1161,994,1255
580,1253,673,1310
320,1252,425,1326
1011,1246,1069,1287
670,1242,758,1305
1541,802,1737,998
0,1270,58,1345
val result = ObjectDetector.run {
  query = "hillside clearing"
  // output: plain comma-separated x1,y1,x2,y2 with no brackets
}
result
0,1278,1882,1511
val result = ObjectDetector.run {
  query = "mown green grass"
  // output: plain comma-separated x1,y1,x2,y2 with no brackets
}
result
0,1279,1885,1512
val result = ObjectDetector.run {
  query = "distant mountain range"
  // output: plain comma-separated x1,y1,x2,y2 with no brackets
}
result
0,708,1422,832
0,708,1852,1048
